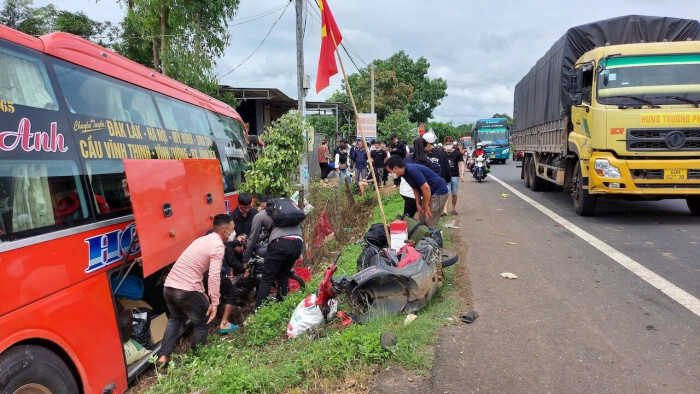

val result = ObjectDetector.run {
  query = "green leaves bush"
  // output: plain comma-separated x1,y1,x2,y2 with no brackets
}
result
240,112,311,197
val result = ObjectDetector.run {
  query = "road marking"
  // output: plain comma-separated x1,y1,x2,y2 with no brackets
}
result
489,174,700,317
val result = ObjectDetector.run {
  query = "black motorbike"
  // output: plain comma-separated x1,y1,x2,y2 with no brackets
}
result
231,243,306,306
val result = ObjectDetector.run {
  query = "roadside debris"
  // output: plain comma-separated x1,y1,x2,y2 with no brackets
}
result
501,193,510,198
501,272,518,279
460,310,478,324
506,241,518,245
444,220,460,229
404,314,418,325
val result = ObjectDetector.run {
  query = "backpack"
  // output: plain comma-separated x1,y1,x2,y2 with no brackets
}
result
402,214,443,247
265,198,306,227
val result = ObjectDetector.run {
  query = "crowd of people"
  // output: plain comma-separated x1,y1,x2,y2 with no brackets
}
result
155,131,473,366
318,131,467,224
156,193,302,367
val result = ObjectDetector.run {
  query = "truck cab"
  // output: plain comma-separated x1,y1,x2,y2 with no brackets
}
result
569,41,700,213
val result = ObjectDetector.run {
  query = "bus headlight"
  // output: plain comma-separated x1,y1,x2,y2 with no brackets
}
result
594,159,621,178
503,148,510,154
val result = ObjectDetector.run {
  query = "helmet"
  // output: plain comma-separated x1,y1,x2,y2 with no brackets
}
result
423,132,437,144
476,144,482,149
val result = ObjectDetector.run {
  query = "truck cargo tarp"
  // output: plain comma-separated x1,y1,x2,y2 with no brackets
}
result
513,15,700,131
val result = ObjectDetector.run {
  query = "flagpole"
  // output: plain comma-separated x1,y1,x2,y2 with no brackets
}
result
329,31,391,243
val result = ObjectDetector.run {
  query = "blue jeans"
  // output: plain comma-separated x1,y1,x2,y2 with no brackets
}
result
337,168,351,188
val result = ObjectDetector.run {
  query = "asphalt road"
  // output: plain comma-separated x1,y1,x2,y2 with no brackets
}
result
374,160,700,393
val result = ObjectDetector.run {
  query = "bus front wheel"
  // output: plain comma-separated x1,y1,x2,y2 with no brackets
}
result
0,345,78,394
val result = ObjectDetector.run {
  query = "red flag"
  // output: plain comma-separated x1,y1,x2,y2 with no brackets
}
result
419,123,425,136
316,0,343,93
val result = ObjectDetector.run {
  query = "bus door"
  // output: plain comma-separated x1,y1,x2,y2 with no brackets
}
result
123,158,224,277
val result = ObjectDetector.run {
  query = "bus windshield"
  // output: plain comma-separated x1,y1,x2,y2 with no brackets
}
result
597,54,700,105
476,129,508,146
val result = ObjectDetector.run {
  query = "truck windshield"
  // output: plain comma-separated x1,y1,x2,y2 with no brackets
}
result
597,54,700,105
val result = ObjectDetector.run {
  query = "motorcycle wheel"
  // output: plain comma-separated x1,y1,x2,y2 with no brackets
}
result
440,249,458,268
478,174,482,183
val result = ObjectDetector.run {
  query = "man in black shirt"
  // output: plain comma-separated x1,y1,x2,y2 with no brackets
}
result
389,134,406,186
230,193,257,237
442,136,465,215
370,140,388,187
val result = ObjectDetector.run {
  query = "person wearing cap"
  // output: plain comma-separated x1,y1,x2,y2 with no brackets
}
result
385,155,448,226
422,131,452,187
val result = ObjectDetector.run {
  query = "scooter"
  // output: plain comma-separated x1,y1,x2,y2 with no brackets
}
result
330,238,458,323
472,155,489,183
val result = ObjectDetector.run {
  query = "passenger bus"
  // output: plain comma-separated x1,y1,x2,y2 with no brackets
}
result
471,118,511,163
0,25,250,392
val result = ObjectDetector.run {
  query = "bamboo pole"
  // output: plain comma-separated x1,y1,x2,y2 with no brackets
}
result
330,31,391,243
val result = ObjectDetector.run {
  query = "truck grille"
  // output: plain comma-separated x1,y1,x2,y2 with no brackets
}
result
626,129,700,151
634,183,700,189
631,169,700,180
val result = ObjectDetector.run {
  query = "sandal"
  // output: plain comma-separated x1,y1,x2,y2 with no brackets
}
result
451,210,458,215
218,324,239,334
155,356,171,368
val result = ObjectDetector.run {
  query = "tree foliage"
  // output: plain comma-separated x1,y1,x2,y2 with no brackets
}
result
492,113,513,127
377,109,417,144
0,0,118,46
239,112,310,198
121,0,239,95
332,51,447,125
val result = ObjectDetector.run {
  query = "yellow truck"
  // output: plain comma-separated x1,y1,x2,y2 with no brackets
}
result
512,15,700,215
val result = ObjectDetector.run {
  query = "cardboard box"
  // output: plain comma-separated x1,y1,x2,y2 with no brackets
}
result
150,313,168,344
117,298,152,310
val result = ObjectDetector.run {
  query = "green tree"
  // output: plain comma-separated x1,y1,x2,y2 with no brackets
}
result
123,0,240,94
306,114,337,142
377,109,417,144
239,112,310,197
376,51,447,123
1,0,117,46
331,51,446,126
492,113,513,127
426,121,457,143
456,123,473,138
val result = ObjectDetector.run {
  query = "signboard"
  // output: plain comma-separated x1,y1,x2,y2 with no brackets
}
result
356,113,377,141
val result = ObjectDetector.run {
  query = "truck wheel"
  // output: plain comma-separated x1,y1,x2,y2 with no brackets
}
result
530,159,546,192
0,345,78,394
524,156,532,188
571,161,597,216
687,197,700,215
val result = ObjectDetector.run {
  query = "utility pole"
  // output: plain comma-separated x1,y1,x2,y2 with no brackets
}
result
370,63,375,114
295,0,309,191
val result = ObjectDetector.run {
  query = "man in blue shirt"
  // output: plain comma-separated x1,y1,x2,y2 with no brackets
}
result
350,139,369,186
385,156,448,226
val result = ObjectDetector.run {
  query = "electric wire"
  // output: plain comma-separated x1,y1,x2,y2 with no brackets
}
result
218,1,292,79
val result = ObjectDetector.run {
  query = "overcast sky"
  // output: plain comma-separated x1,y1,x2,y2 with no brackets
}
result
31,0,700,125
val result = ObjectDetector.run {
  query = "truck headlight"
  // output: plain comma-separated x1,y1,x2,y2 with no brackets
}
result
503,148,510,154
594,159,621,178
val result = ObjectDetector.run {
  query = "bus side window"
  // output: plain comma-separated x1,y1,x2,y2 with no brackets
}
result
0,161,89,241
85,160,133,219
0,46,59,111
154,95,210,136
52,63,162,127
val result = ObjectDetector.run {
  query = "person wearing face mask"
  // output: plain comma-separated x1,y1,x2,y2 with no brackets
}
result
442,136,465,215
157,214,235,366
230,193,258,237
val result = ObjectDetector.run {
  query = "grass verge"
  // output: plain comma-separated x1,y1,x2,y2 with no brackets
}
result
146,193,459,393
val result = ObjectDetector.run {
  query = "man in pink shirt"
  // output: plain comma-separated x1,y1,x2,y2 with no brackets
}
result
157,214,235,365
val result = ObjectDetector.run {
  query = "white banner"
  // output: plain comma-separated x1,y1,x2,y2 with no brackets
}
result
356,113,377,141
